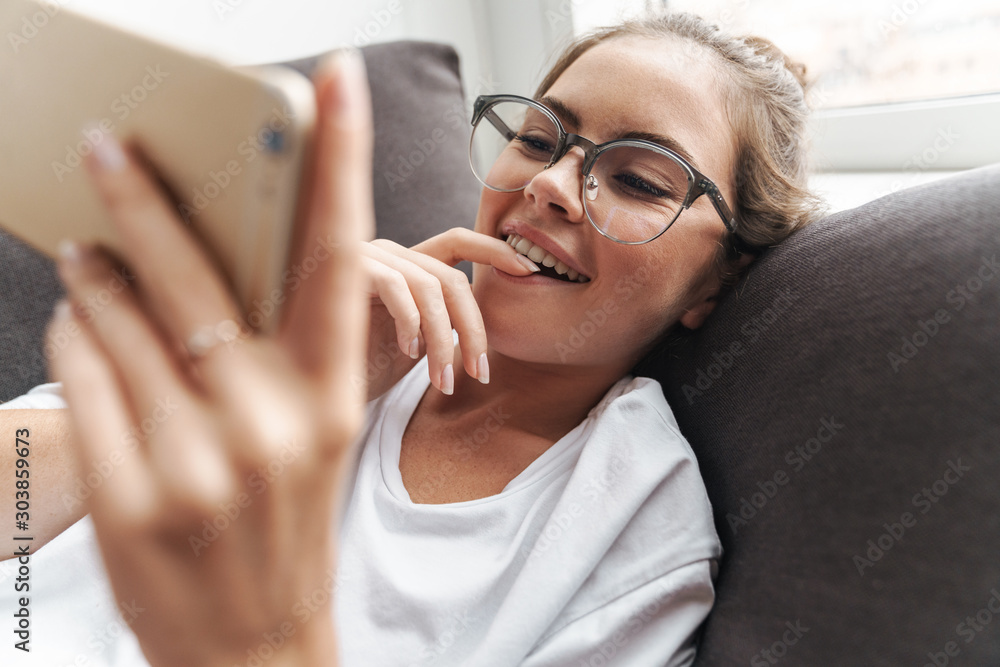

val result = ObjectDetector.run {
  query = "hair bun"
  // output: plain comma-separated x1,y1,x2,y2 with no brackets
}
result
743,35,809,90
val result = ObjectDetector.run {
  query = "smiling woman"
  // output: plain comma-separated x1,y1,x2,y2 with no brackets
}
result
338,13,825,666
1,10,825,667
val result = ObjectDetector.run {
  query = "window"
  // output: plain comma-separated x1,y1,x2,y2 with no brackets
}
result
570,0,1000,109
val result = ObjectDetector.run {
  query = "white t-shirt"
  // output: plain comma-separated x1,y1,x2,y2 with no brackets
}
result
0,357,722,667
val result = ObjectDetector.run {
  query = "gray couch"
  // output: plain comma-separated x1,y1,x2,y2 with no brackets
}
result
2,41,997,666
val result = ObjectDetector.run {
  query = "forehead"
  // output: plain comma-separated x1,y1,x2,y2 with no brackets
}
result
542,35,735,186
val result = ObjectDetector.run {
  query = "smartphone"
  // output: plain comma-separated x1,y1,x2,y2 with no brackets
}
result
0,0,317,333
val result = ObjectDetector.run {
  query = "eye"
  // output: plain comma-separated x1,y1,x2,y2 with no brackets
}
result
513,132,555,158
614,172,675,200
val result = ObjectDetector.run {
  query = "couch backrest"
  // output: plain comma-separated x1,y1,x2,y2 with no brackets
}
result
0,41,479,402
638,164,1000,665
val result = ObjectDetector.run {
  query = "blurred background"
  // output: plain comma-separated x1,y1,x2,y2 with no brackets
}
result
70,0,1000,213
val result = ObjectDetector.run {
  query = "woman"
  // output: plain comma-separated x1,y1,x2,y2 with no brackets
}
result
1,12,822,666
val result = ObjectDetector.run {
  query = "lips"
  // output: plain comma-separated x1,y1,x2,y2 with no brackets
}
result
505,234,590,283
497,222,592,282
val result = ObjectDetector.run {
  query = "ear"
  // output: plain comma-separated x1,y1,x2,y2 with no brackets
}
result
679,252,756,330
678,295,719,330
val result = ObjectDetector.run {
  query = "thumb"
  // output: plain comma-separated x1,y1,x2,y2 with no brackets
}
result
278,48,374,398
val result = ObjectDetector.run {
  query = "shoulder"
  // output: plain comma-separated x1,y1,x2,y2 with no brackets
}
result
595,374,683,427
559,373,722,594
551,376,722,648
580,374,699,477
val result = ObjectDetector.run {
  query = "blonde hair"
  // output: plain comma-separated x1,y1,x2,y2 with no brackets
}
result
535,12,827,289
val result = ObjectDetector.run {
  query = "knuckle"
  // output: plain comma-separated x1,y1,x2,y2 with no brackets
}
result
370,238,402,253
443,267,471,292
445,227,468,242
384,268,408,292
466,320,487,340
426,296,448,317
369,266,398,296
431,325,454,346
412,273,442,298
160,484,219,525
398,309,421,332
108,492,163,533
224,394,310,468
317,406,365,458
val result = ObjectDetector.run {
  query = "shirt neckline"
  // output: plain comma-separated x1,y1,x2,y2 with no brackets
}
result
376,356,634,508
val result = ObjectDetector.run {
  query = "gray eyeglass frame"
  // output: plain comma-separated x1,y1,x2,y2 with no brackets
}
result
470,93,744,247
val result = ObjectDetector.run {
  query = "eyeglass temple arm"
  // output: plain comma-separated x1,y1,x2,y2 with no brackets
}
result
696,178,757,254
482,108,517,142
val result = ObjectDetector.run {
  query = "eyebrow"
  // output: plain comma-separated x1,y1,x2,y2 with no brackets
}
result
618,131,699,170
537,95,701,170
538,95,581,129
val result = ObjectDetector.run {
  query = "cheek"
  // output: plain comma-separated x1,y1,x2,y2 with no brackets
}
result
601,247,679,308
473,189,514,236
595,258,666,329
596,244,706,333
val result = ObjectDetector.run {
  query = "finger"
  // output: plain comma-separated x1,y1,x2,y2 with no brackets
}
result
362,244,455,393
46,299,158,522
410,227,541,277
408,228,542,383
372,227,537,382
361,254,422,359
277,49,374,408
364,240,487,389
80,126,247,390
55,242,236,511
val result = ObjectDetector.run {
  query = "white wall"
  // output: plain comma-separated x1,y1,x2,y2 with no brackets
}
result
67,0,997,214
70,0,420,64
66,0,565,118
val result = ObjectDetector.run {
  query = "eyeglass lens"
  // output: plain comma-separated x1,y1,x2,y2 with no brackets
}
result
470,99,691,243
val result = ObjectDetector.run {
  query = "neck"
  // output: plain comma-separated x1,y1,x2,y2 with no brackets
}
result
421,344,637,441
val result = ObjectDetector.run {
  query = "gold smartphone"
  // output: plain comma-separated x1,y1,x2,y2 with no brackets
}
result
0,0,318,333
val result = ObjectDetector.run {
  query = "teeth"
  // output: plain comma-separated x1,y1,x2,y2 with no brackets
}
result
504,234,590,283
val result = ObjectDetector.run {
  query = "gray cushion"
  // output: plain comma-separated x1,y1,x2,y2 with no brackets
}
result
634,163,1000,665
279,41,480,277
0,231,67,399
0,40,479,402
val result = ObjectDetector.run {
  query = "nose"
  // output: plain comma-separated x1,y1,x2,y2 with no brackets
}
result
522,146,587,222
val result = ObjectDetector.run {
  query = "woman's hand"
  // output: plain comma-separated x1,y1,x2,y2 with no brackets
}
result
360,230,540,399
45,50,372,666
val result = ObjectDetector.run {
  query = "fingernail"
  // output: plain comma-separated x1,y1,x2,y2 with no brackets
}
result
477,352,490,384
515,254,540,273
53,299,72,321
57,239,83,266
440,363,454,395
408,336,420,360
326,48,366,115
86,124,127,172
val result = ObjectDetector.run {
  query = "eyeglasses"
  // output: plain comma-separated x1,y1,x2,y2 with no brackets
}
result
468,93,741,246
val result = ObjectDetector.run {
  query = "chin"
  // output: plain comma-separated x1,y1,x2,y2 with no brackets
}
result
478,300,607,367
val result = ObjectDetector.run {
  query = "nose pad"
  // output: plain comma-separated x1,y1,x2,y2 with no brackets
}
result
585,174,599,201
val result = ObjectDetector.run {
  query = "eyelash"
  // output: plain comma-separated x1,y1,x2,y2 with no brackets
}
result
514,134,554,154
